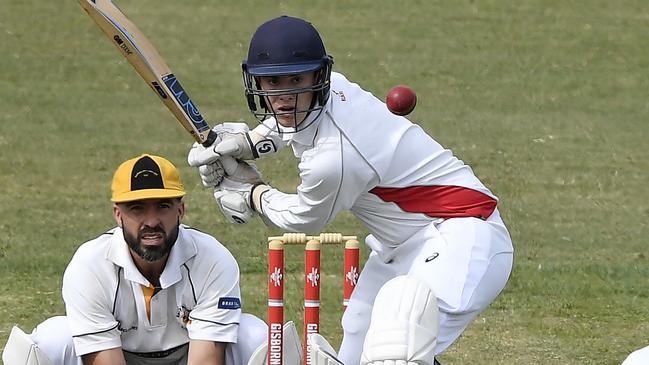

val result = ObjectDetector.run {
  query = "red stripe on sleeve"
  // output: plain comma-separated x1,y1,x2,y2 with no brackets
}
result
369,185,497,220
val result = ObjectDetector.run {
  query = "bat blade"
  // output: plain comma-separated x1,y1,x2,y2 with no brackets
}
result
79,0,215,145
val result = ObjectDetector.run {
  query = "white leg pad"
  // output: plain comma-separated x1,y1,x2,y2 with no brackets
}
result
247,321,303,365
2,326,53,365
622,345,649,365
360,275,439,365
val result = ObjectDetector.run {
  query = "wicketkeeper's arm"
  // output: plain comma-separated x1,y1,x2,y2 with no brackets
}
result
81,348,127,365
187,340,226,365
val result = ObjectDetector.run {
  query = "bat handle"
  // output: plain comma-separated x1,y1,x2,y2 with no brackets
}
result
202,129,218,147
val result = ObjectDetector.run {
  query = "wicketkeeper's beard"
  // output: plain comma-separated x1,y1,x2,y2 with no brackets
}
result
121,219,180,262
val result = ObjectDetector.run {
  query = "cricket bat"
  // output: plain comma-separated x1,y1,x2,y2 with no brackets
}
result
79,0,216,146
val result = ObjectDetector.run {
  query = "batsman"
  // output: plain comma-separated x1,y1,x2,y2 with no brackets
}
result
188,16,514,365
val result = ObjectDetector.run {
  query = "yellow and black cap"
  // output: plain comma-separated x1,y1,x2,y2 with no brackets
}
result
111,154,186,203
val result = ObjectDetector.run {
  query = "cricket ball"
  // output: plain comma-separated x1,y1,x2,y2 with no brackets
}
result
386,85,417,116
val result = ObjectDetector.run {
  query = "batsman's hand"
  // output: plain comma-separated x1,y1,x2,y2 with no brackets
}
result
213,179,256,224
187,122,277,166
212,159,270,224
220,157,264,184
197,159,225,187
197,156,263,188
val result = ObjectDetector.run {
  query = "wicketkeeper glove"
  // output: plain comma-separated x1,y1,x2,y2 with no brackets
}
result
187,122,278,166
309,333,344,365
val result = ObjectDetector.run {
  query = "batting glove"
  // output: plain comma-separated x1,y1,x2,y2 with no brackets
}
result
187,122,278,166
197,160,225,187
213,179,256,224
213,180,270,224
195,155,257,188
213,159,271,224
220,157,264,185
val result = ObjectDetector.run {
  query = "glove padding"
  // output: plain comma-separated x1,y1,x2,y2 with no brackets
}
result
198,160,225,187
197,155,260,188
2,326,53,365
360,275,439,365
188,122,277,166
220,157,264,185
213,160,267,224
213,179,255,224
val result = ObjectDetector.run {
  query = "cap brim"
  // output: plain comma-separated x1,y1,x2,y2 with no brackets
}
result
111,189,186,203
247,62,323,76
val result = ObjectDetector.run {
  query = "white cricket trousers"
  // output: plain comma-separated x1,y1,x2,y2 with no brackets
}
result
31,314,267,365
338,209,514,365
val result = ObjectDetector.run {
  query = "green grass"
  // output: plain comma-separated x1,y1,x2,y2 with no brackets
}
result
1,1,648,364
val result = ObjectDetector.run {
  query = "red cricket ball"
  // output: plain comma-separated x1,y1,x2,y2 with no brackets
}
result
386,85,417,116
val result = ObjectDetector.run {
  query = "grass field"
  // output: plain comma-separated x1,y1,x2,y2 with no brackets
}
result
1,1,648,364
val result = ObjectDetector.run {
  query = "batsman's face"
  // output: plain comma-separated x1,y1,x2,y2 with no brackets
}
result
258,72,316,128
113,198,185,263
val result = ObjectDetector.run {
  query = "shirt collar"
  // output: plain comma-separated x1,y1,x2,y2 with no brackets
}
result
106,225,196,289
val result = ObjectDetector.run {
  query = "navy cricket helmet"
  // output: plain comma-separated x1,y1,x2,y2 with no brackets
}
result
242,16,334,131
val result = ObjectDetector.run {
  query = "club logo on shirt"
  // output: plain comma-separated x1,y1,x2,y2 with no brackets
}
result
176,305,192,328
218,297,241,310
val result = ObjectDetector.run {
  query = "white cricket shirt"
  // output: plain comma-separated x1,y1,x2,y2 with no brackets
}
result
62,225,241,357
253,72,498,246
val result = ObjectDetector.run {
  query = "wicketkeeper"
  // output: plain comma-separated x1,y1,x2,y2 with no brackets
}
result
2,154,267,365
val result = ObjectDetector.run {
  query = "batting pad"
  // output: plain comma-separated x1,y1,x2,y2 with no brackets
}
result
308,333,344,365
247,321,302,365
2,326,53,365
360,275,439,365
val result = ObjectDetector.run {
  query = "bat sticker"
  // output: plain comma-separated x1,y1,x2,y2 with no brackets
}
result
151,81,168,99
112,35,133,55
162,74,210,133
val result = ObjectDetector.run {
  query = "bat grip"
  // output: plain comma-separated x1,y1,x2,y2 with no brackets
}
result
202,129,218,147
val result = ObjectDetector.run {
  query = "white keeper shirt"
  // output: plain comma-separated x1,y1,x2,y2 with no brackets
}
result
62,224,241,357
253,72,499,248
